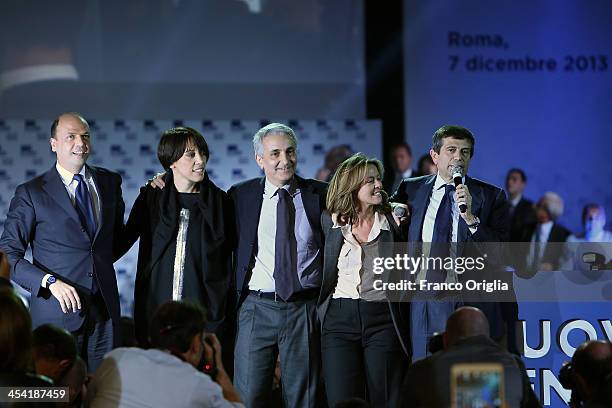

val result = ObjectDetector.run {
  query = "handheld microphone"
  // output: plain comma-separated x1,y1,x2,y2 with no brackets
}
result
393,206,407,218
450,165,467,213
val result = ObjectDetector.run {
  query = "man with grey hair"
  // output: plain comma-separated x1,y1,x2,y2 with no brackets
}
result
228,123,327,407
519,191,571,275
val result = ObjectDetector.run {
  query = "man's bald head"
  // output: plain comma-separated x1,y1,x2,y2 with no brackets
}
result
572,340,612,385
51,112,89,139
445,307,490,347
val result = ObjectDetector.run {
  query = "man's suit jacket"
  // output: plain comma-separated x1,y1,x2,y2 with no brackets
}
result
0,165,124,336
509,198,536,242
228,176,327,307
400,335,541,408
317,210,411,358
391,174,509,248
517,222,571,276
391,175,513,339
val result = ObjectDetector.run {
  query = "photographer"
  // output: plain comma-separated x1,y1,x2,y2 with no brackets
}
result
88,301,243,407
561,340,612,408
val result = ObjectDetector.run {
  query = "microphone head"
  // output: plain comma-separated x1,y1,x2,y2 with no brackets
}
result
450,164,464,179
393,206,407,217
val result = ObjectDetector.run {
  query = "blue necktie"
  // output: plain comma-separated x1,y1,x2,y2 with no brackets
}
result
73,174,97,241
274,188,301,301
428,184,454,282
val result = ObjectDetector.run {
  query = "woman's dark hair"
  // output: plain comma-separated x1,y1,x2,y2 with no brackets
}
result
149,301,207,354
157,127,210,170
0,288,32,372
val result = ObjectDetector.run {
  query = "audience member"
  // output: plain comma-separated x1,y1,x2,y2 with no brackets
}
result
561,204,612,271
386,142,414,194
315,144,353,182
571,204,612,243
415,153,437,177
56,356,88,407
400,306,540,408
0,249,11,288
0,288,51,387
506,168,536,242
88,301,243,407
32,324,78,383
563,340,612,408
519,192,571,276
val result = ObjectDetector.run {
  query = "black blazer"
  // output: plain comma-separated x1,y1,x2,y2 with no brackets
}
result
0,165,124,340
317,210,411,358
400,335,541,408
228,176,327,307
517,222,571,276
509,198,536,242
116,173,234,344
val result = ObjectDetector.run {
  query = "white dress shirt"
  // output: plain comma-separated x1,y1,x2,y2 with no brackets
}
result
332,212,390,299
88,347,244,408
417,174,477,281
527,221,553,268
248,178,319,292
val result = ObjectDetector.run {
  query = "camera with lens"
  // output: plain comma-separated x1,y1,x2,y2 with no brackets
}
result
427,332,445,354
558,361,575,389
582,252,612,270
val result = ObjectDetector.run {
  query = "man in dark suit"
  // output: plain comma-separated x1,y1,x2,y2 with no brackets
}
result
0,112,125,372
229,123,327,408
385,142,416,194
506,168,536,242
400,307,540,408
391,125,511,359
518,192,571,276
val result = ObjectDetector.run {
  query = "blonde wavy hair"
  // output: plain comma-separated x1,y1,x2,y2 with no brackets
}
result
326,153,391,224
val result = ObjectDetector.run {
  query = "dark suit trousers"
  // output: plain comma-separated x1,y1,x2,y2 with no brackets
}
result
234,293,320,408
321,298,407,408
72,291,114,373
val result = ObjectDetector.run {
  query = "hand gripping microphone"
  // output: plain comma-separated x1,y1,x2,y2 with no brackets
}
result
450,164,467,213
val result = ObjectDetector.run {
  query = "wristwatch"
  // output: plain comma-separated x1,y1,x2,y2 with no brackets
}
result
467,216,480,229
46,275,57,289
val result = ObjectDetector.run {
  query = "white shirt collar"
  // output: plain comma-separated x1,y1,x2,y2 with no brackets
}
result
263,177,296,199
0,64,78,93
538,221,554,240
401,168,413,178
510,194,522,207
56,162,86,186
434,173,465,190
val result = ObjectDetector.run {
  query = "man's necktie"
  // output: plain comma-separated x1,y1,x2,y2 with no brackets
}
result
73,174,97,241
274,188,301,301
428,184,454,282
531,225,542,271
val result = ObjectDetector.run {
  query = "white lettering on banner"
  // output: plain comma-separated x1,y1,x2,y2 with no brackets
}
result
600,320,612,340
558,320,598,357
542,370,570,406
523,320,551,358
522,319,612,406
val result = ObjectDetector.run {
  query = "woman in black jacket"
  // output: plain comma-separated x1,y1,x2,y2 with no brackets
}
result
317,153,410,408
117,127,234,346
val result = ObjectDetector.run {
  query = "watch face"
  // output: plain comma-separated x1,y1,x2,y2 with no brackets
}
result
48,276,56,284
